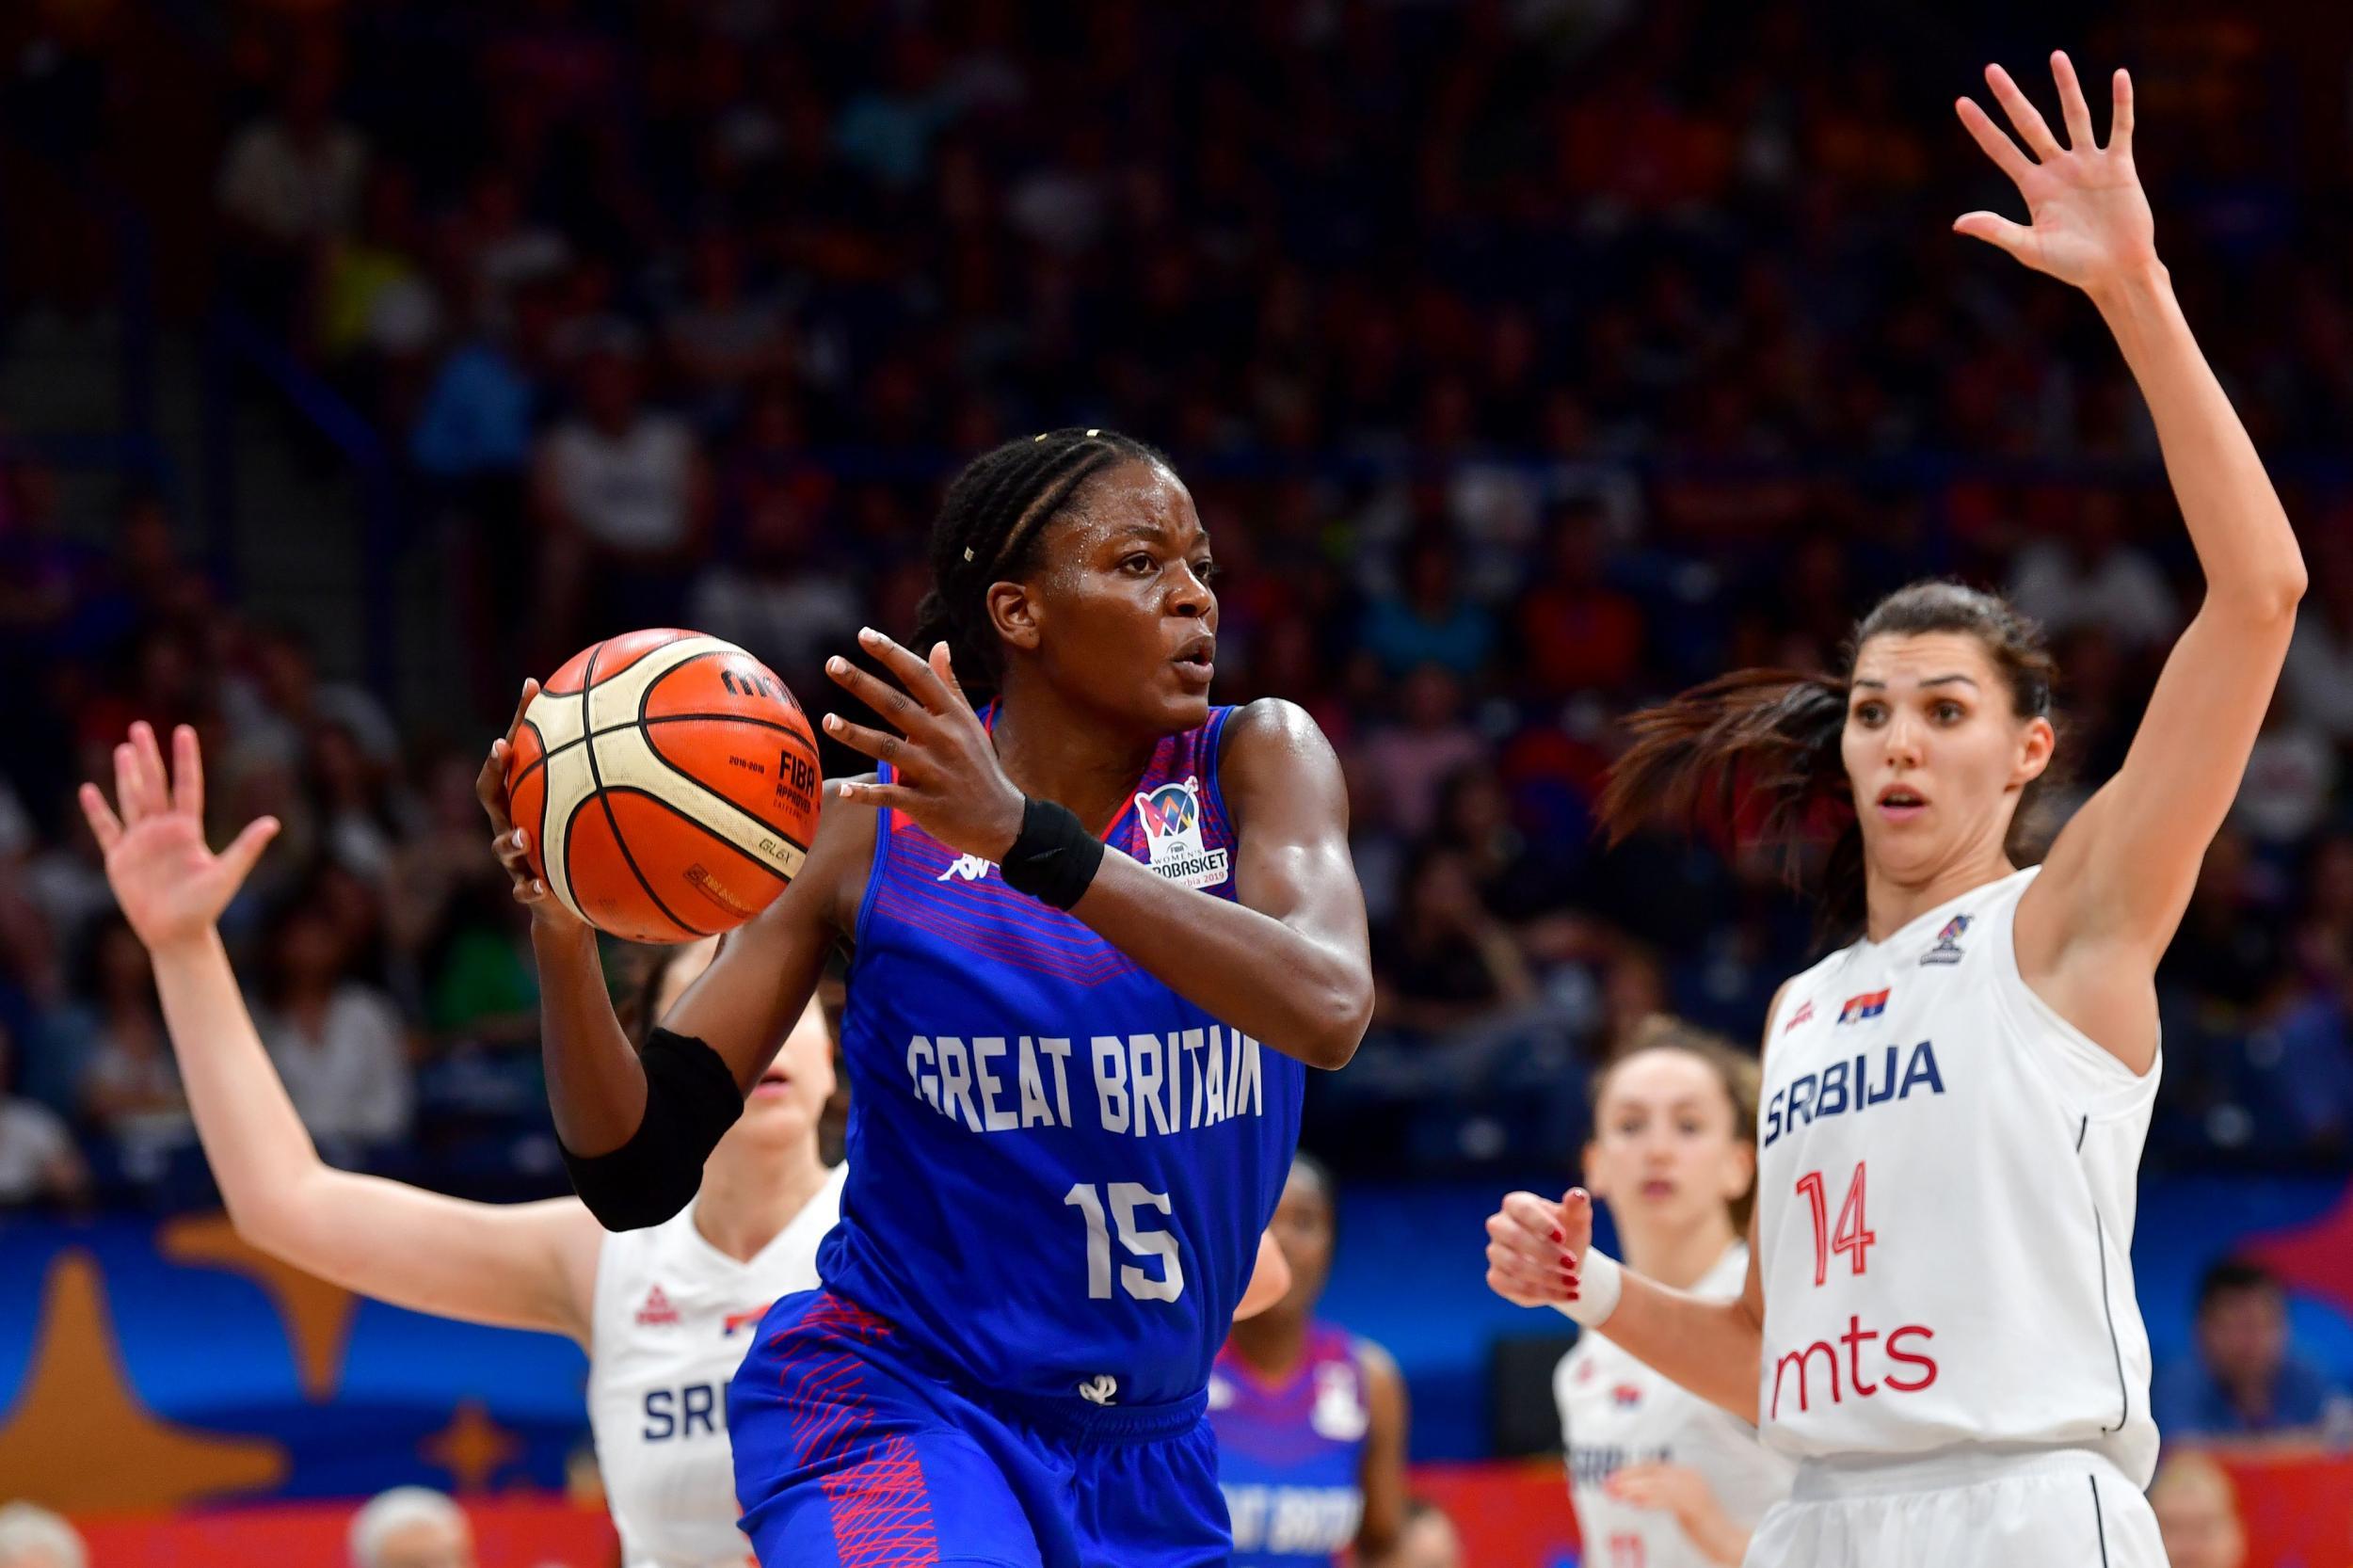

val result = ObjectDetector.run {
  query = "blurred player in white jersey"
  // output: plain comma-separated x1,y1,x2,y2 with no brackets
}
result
1547,1019,1792,1566
1486,53,2306,1568
81,726,840,1568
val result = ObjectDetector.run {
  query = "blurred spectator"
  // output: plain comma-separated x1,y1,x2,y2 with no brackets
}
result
531,333,712,652
216,41,367,328
316,165,440,367
70,916,193,1180
0,1502,85,1568
1362,533,1497,682
2147,1451,2246,1568
1516,504,1646,701
2281,532,2353,742
686,489,862,691
1355,667,1484,840
349,1486,472,1568
2005,490,2178,650
410,278,561,486
0,1019,84,1210
221,623,401,776
660,230,793,420
253,898,413,1152
2153,1260,2353,1445
1372,848,1535,1036
1386,1497,1464,1568
2231,692,2339,848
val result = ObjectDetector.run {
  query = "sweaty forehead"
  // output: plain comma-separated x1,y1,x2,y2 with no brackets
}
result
1060,458,1202,547
1850,632,1995,687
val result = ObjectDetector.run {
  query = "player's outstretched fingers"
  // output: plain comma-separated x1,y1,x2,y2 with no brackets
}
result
821,712,914,771
130,721,172,819
170,724,204,818
2049,50,2095,152
856,626,959,715
78,782,123,853
825,653,930,733
1984,61,2061,161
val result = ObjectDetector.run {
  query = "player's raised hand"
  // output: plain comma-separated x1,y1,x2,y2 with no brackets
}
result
80,722,278,953
1483,1187,1590,1308
477,679,589,935
1954,53,2155,296
822,628,1027,861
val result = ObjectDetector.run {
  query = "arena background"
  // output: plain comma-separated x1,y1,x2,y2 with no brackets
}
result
2,0,2352,1563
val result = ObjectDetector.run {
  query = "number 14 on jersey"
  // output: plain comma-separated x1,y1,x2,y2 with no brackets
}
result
1796,1162,1875,1286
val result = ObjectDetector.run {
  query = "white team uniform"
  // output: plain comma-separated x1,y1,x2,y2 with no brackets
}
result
1745,867,2164,1566
586,1165,845,1568
1557,1241,1796,1568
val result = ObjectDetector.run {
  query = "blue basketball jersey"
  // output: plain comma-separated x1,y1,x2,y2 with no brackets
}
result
1209,1322,1371,1565
821,703,1305,1411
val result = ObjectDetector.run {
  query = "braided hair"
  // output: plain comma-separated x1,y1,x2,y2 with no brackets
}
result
910,427,1169,702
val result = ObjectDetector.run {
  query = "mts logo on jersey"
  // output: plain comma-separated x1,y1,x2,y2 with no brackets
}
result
1770,1315,1939,1419
1135,778,1229,889
1762,1041,1945,1148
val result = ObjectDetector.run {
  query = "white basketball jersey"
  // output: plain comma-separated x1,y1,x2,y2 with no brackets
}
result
1557,1242,1796,1568
587,1166,844,1568
1753,867,2159,1484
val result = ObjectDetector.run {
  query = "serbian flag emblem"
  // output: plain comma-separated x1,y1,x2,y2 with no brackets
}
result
1837,989,1891,1024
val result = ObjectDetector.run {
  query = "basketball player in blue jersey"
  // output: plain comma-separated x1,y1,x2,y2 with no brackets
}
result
1211,1155,1408,1568
490,427,1372,1568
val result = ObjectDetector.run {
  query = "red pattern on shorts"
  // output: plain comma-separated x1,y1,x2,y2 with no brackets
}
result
776,1294,941,1567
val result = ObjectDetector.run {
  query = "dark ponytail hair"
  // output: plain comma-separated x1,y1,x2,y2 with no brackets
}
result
910,427,1168,703
1599,580,2060,943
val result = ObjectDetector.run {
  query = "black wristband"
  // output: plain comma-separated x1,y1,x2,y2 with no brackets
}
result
996,796,1105,911
559,1028,744,1231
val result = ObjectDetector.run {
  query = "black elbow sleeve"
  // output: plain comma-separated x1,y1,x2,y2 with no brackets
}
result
560,1029,744,1231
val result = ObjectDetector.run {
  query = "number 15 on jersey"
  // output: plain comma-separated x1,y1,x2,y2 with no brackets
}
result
1064,1182,1185,1302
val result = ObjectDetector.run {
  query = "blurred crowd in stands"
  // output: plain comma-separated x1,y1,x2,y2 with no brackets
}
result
0,0,2350,1218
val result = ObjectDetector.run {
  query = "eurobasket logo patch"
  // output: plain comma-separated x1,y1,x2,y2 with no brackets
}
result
1922,913,1974,967
1838,989,1891,1025
1134,777,1229,889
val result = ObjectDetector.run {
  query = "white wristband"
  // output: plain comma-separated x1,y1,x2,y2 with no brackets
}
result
1551,1247,1624,1328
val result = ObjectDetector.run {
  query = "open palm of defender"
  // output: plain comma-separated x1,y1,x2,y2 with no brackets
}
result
78,722,280,948
1952,52,2153,292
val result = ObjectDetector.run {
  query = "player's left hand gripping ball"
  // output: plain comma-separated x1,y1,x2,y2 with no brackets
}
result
822,628,1027,861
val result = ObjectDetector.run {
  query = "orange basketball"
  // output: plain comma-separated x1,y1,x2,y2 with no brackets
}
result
504,629,822,943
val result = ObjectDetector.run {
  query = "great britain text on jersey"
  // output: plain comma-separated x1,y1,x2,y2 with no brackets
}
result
904,1027,1267,1135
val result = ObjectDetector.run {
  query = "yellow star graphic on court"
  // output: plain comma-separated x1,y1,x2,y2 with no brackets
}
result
0,1249,288,1512
424,1399,523,1493
161,1211,360,1400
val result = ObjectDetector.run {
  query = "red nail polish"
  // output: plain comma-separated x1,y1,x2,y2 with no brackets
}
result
1550,1228,1564,1243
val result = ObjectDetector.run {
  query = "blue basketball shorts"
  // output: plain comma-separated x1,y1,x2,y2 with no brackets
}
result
728,1288,1231,1568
